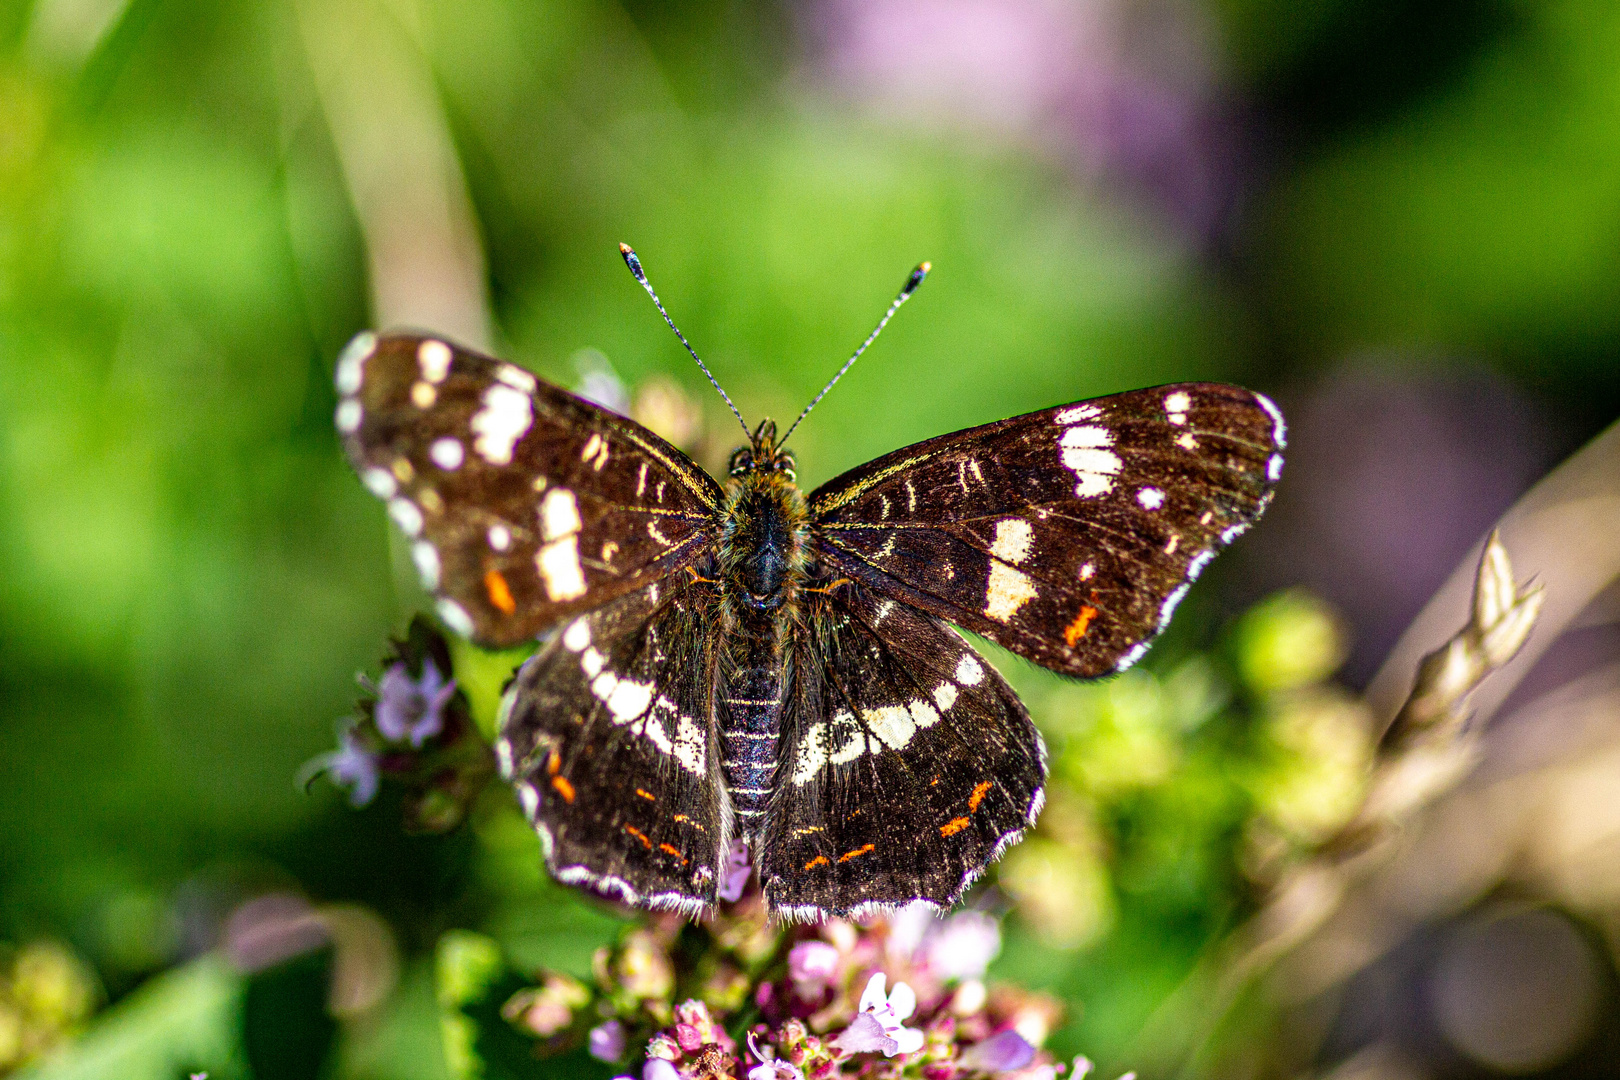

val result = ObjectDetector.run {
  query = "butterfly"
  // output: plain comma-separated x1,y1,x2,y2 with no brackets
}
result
335,246,1286,921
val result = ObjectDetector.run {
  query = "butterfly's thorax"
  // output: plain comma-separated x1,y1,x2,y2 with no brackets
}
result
715,426,810,835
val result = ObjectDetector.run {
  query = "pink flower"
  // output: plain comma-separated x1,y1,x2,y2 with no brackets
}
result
919,911,1001,982
831,973,924,1057
788,940,842,999
748,1033,808,1080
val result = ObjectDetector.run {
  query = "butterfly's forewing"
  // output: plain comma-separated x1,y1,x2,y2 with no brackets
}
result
809,383,1285,676
336,332,725,647
758,584,1044,919
496,579,727,913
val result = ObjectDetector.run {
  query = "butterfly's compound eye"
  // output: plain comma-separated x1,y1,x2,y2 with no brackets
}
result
728,448,753,476
775,450,797,480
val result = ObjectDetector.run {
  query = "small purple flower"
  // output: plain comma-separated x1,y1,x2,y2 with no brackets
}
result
643,1060,680,1080
957,1029,1036,1073
831,973,924,1057
787,940,842,998
717,838,751,902
589,1019,626,1063
301,725,380,806
748,1032,808,1080
374,659,456,747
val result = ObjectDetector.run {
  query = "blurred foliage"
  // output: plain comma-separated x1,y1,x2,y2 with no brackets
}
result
1,0,1617,1077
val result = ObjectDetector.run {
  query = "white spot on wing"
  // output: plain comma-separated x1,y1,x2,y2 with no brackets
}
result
496,364,536,392
1059,425,1112,448
984,561,1038,622
563,618,590,651
865,705,917,750
412,541,440,589
334,332,375,395
437,598,474,637
388,498,423,536
540,489,581,541
1268,453,1285,482
1079,561,1095,580
411,381,436,408
990,518,1034,564
430,437,464,470
580,647,605,678
932,682,958,711
362,467,396,499
488,523,511,551
1188,549,1216,580
955,654,984,685
605,678,654,722
417,339,453,383
471,383,532,464
1164,390,1190,425
1055,404,1101,424
1060,446,1120,498
1176,432,1198,451
537,537,586,600
335,399,362,433
1137,487,1165,510
517,782,539,817
1221,521,1250,544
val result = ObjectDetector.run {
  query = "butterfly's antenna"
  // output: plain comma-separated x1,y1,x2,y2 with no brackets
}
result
619,243,750,440
779,261,930,447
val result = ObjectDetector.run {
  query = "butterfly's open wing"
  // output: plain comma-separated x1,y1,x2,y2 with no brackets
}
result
809,383,1285,676
336,332,724,646
757,584,1044,919
496,579,727,914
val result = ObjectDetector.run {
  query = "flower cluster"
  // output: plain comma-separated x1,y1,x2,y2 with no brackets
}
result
488,885,1116,1080
301,616,494,832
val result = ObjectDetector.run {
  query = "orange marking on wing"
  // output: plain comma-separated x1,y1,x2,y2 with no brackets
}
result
636,788,656,801
803,855,830,871
837,843,875,863
940,816,971,837
485,570,517,614
673,814,707,832
658,843,686,863
624,825,652,848
968,781,993,812
547,749,560,775
1063,605,1099,647
551,775,575,802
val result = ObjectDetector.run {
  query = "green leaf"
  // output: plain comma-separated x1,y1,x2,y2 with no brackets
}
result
17,954,246,1080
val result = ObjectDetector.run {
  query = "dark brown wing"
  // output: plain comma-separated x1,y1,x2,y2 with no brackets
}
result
336,331,724,646
808,383,1284,676
757,583,1044,920
495,578,727,915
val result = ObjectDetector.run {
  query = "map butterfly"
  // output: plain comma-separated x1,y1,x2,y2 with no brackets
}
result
335,247,1286,920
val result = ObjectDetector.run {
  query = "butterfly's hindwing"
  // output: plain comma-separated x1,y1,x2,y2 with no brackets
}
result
809,383,1285,676
336,332,725,647
495,579,726,914
757,583,1044,919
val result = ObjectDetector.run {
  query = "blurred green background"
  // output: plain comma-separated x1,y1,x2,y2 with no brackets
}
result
3,0,1619,1077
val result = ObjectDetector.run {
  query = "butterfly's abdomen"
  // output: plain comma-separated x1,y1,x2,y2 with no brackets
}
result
718,653,782,839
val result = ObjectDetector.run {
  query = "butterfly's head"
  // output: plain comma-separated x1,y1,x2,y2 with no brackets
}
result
728,419,796,482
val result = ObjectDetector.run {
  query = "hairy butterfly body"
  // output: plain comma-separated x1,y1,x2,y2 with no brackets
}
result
336,255,1285,920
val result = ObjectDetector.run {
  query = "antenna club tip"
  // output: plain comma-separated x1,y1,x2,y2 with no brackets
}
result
619,242,633,255
901,261,931,296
